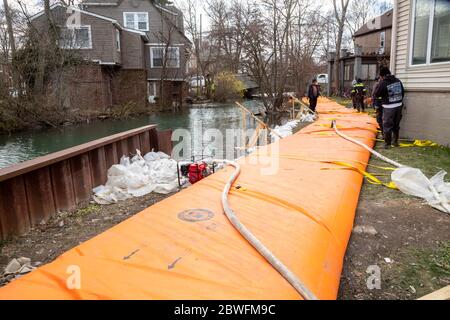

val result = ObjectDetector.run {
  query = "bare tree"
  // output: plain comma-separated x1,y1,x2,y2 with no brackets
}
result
153,9,184,111
332,0,351,95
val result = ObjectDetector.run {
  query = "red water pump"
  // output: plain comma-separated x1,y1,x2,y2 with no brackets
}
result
188,162,208,184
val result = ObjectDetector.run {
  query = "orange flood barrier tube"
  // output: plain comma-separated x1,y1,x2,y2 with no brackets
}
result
0,98,378,300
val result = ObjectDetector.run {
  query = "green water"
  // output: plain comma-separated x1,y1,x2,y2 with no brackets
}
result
0,101,263,169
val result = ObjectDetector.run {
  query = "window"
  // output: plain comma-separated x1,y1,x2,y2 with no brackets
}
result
344,65,351,81
412,0,450,65
151,48,164,67
115,29,121,52
166,47,180,67
361,64,377,80
123,12,149,31
380,31,386,50
59,26,92,49
431,0,450,63
150,47,180,68
369,64,377,80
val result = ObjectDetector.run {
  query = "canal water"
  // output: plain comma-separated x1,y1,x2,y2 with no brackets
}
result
0,101,267,169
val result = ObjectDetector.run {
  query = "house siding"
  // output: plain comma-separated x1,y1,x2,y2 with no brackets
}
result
84,1,190,80
392,0,450,146
354,28,392,55
84,1,189,44
120,30,146,69
146,45,187,80
394,0,450,91
32,6,120,65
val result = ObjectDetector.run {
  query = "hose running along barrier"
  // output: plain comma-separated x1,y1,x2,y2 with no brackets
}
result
215,159,318,300
331,120,404,168
331,121,450,214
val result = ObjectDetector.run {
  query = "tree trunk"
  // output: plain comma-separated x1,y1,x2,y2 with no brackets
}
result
332,0,350,96
3,0,18,91
34,0,52,94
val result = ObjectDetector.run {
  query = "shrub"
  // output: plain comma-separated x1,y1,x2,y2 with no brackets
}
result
213,72,244,102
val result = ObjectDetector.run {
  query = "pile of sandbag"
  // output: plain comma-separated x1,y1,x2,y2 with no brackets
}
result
93,150,183,205
299,113,316,123
271,120,300,141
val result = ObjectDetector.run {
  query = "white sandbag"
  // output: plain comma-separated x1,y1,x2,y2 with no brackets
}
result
300,113,315,123
154,182,179,194
92,149,180,205
108,164,128,177
392,168,450,214
144,152,160,162
271,120,300,141
128,184,156,197
157,151,170,159
120,156,131,167
131,150,145,164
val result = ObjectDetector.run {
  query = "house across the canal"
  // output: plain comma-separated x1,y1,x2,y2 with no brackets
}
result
30,1,192,111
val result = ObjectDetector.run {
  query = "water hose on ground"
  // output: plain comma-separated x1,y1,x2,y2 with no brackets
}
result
215,159,318,300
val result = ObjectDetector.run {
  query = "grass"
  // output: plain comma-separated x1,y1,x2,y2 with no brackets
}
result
361,143,450,201
329,96,450,201
74,204,101,217
387,241,450,297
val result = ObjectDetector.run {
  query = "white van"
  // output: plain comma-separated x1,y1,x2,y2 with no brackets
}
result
317,74,328,85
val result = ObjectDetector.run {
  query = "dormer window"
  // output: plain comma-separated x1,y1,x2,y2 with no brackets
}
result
123,12,149,31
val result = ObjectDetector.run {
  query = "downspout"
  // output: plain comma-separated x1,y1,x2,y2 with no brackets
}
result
390,0,399,74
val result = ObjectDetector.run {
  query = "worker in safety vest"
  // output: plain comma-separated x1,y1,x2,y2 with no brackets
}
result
372,77,383,135
373,66,405,149
351,78,367,112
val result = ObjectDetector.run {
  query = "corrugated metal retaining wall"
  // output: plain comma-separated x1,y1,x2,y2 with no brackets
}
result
0,125,173,240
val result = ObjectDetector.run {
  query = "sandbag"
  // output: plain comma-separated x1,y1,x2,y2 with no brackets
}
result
392,168,450,213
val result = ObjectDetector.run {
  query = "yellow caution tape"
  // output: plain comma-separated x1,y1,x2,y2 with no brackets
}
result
399,140,439,148
322,161,398,190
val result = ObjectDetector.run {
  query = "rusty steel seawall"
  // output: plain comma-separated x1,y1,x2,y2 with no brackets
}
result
0,125,173,240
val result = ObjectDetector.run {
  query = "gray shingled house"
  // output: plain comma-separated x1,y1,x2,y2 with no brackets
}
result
328,10,393,96
30,0,191,111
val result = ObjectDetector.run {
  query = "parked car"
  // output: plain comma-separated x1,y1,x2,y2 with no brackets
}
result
189,75,206,88
317,74,328,85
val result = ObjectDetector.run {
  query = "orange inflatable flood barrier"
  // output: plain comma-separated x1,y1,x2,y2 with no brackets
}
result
0,98,378,300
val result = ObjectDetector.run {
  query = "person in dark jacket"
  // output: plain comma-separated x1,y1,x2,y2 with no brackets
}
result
373,66,405,149
372,77,383,134
307,79,321,112
351,78,367,112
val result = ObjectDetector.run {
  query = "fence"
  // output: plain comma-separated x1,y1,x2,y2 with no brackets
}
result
0,125,173,240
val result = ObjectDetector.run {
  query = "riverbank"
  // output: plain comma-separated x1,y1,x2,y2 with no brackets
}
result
0,99,157,135
333,102,450,299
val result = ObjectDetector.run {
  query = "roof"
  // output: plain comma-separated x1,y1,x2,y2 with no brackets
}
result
30,4,149,41
354,9,393,37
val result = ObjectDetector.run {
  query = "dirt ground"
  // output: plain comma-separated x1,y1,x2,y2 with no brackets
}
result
338,142,450,300
0,192,175,287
